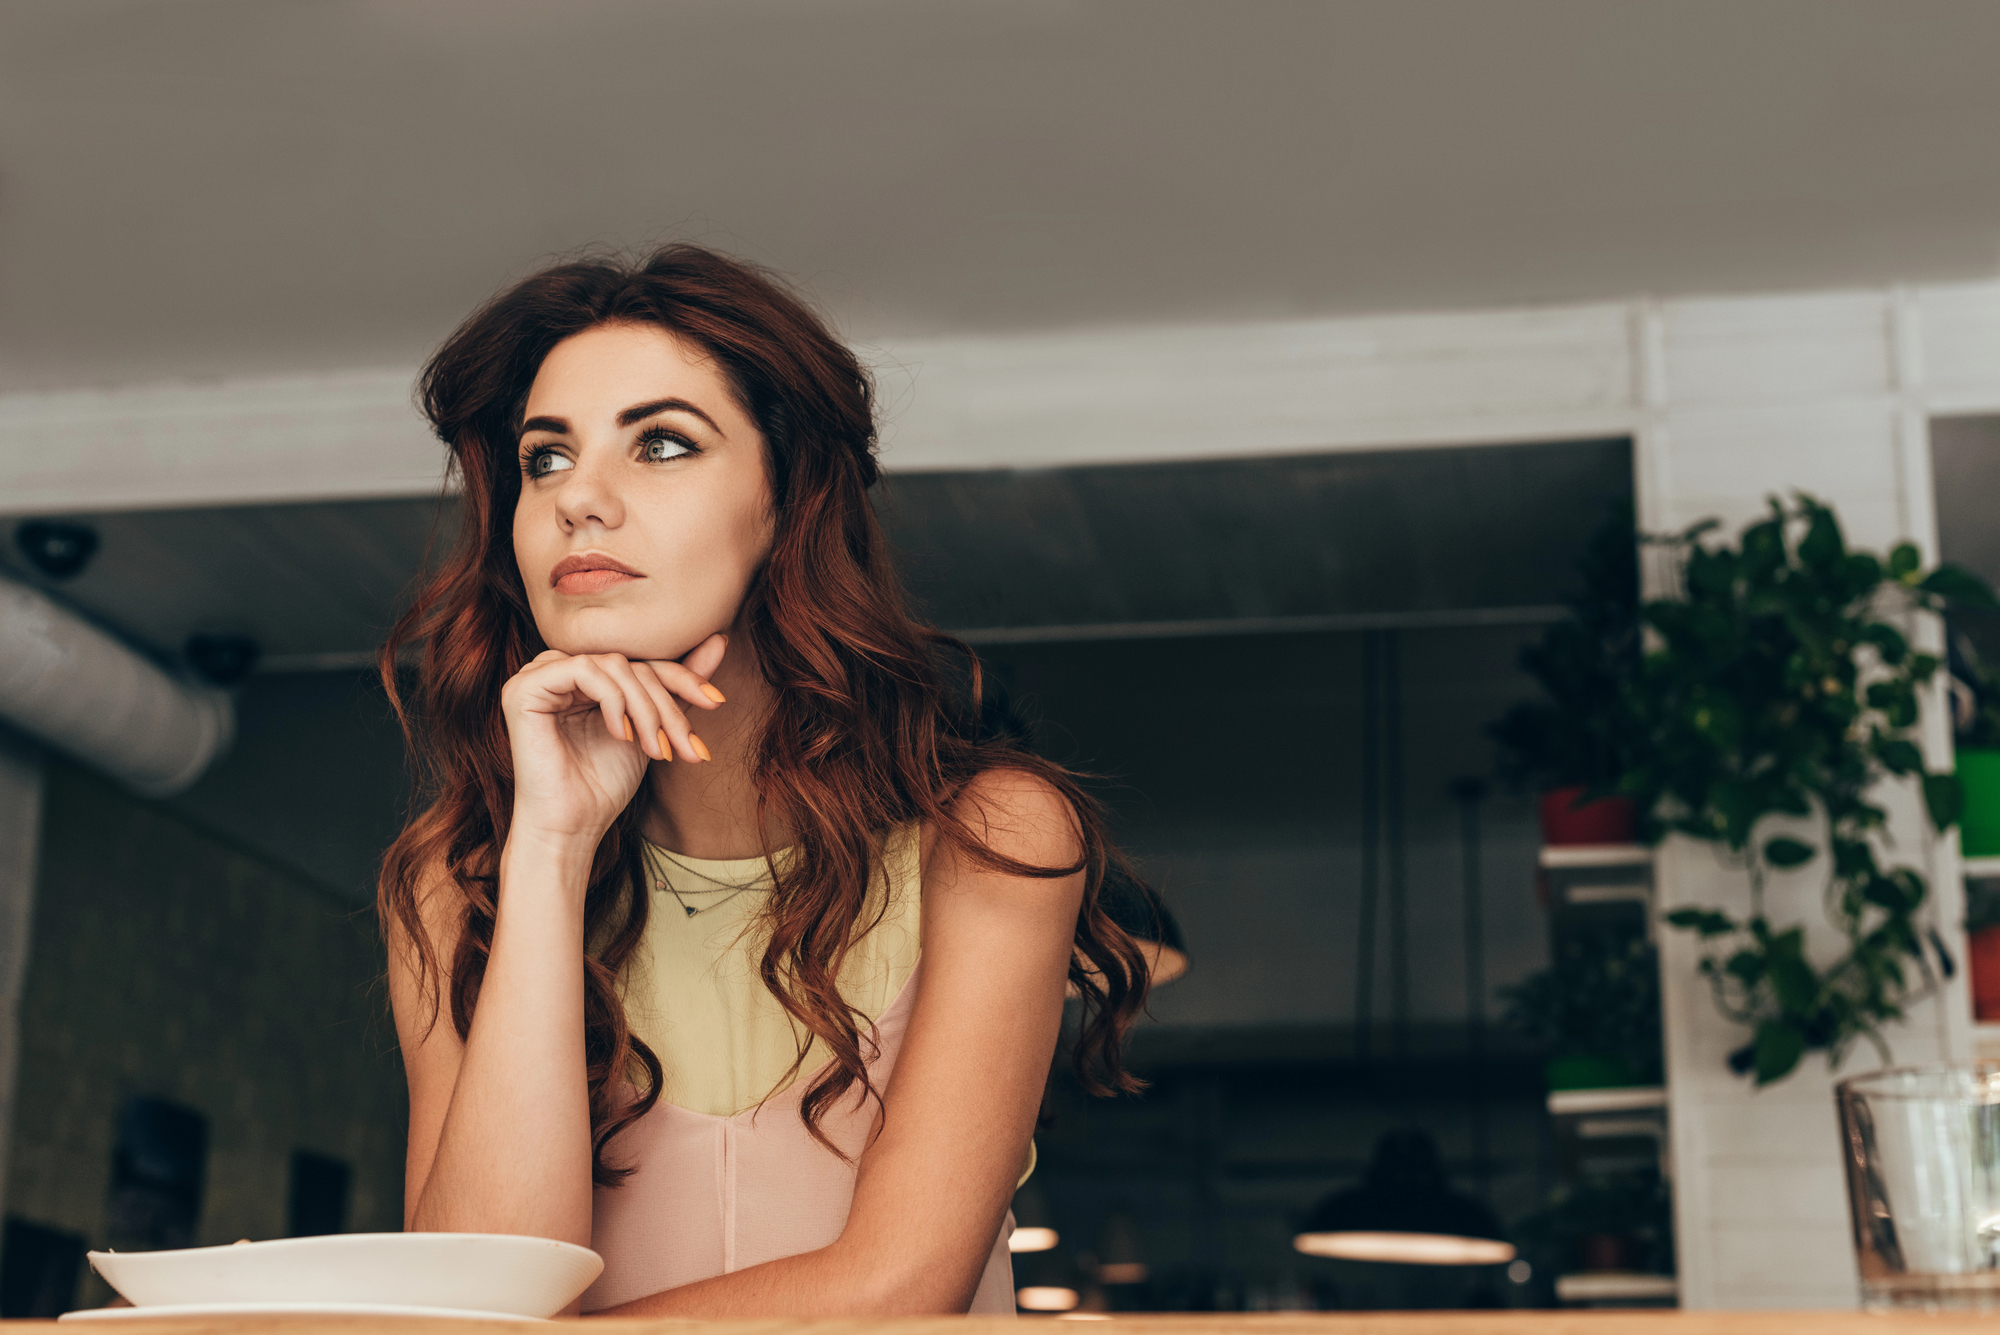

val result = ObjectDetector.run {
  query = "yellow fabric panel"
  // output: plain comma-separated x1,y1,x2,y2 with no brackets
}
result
624,824,923,1119
621,821,1036,1187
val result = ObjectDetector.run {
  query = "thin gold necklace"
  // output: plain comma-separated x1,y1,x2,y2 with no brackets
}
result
650,847,771,919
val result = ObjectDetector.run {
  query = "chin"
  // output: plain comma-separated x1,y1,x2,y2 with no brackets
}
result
541,608,707,662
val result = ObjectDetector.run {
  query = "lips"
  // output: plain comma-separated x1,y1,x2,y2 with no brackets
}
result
550,552,644,595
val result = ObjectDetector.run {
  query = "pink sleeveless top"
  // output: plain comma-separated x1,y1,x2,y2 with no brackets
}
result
580,961,1017,1313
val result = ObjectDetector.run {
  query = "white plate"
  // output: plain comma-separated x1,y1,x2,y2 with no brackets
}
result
86,1234,602,1318
62,1300,543,1323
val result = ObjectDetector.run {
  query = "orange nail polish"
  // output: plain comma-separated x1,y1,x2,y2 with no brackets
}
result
701,683,727,704
689,733,712,762
657,729,673,762
623,717,635,743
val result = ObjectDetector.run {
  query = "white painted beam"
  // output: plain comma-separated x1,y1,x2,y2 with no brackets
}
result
1646,287,1965,1310
0,302,1646,517
0,369,440,517
12,283,2000,522
871,300,1639,470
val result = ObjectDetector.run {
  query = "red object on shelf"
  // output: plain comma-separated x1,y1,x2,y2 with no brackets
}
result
1971,925,2000,1022
1538,786,1638,846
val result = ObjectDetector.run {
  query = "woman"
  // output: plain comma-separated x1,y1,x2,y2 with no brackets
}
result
377,243,1149,1317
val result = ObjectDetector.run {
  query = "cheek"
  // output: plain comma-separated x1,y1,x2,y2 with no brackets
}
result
669,494,769,599
726,482,777,570
511,504,550,597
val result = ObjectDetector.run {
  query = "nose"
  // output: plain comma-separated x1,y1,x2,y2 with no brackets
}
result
551,449,626,533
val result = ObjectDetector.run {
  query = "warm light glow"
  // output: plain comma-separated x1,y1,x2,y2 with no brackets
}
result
1293,1230,1517,1266
1009,1226,1060,1253
1096,1262,1149,1284
1056,1314,1114,1321
1017,1285,1081,1312
1145,941,1189,985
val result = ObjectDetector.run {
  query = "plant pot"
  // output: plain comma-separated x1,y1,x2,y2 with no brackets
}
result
1971,925,2000,1022
1538,786,1637,846
1960,749,2000,858
1546,1054,1644,1091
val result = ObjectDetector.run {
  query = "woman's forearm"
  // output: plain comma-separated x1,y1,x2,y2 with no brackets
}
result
590,1236,976,1319
408,833,596,1245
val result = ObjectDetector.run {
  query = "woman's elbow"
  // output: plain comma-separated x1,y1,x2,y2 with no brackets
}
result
831,1240,988,1316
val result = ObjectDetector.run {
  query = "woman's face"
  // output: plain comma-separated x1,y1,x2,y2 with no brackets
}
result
512,322,775,660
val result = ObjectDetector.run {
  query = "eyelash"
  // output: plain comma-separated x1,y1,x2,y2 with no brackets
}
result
518,425,702,477
637,424,700,462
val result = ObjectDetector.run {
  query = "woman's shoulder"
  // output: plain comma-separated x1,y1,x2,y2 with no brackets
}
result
381,850,471,966
925,764,1084,883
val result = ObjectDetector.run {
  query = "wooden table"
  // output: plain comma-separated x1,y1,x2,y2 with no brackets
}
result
4,1315,1997,1333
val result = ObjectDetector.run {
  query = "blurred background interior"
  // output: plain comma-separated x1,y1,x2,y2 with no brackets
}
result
11,0,2000,1318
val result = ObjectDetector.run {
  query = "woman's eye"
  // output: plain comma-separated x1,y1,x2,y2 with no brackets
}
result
638,427,694,462
525,448,573,477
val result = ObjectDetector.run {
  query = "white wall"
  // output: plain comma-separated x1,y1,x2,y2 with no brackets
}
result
1636,291,1974,1309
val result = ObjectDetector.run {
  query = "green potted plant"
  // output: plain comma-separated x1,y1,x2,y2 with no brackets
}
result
1502,930,1664,1091
1624,495,1997,1084
1491,504,1644,845
1949,638,2000,858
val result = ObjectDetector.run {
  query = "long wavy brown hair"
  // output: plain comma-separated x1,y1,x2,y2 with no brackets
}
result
377,242,1149,1184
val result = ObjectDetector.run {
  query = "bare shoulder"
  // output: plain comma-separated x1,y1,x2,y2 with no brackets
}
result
383,852,468,1034
384,852,465,959
931,765,1084,888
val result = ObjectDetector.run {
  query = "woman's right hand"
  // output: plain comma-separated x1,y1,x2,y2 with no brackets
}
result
500,632,730,852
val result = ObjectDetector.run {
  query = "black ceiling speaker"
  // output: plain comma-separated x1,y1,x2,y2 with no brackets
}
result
183,634,261,687
15,520,99,579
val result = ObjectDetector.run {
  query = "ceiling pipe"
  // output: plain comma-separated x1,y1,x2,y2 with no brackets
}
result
0,574,232,797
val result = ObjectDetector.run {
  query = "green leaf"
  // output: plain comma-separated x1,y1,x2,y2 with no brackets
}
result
1920,565,2000,609
1878,687,1919,729
1754,1019,1807,1085
1768,940,1820,1014
1863,875,1907,911
1841,552,1884,595
1862,623,1909,665
1876,738,1924,776
1832,837,1878,879
1725,949,1765,985
1798,504,1846,570
1887,543,1922,580
1925,773,1965,830
1763,836,1817,869
1666,907,1737,938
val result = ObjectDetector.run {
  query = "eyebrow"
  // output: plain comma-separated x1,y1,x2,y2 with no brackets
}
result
519,396,725,439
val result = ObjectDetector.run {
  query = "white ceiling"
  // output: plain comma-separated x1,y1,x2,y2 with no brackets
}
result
8,0,2000,393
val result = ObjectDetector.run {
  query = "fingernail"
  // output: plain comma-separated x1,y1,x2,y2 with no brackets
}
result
657,729,673,762
701,684,727,703
690,733,712,763
623,717,635,743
